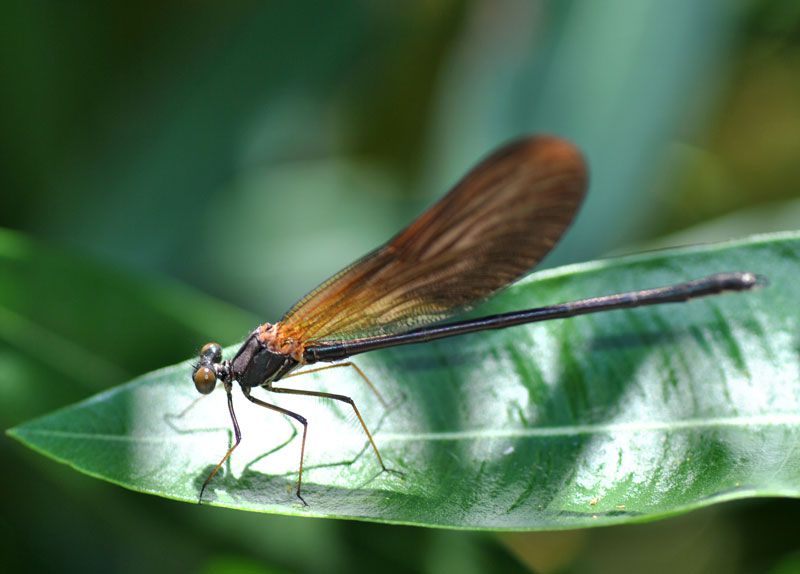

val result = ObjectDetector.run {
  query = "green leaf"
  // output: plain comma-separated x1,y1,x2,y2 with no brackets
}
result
0,227,255,426
8,232,800,530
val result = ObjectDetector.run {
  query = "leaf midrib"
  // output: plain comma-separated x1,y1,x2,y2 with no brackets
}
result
13,412,800,445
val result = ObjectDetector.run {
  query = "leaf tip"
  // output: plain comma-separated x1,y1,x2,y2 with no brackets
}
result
5,425,23,443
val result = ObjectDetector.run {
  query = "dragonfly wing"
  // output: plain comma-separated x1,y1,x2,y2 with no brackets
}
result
280,135,588,343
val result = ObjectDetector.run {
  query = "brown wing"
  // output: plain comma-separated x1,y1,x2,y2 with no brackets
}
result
280,135,588,343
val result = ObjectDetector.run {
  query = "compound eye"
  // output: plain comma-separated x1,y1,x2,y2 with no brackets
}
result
200,342,222,363
193,366,217,394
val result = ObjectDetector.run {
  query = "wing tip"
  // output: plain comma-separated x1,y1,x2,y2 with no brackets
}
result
510,134,587,174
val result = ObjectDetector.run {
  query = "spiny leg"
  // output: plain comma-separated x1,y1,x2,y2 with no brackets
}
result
281,361,388,407
199,386,241,502
266,384,397,476
242,386,310,506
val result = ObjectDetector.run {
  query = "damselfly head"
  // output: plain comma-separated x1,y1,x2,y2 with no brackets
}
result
192,342,227,394
200,342,223,363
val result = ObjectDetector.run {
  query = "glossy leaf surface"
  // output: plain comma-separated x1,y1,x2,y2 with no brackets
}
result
9,233,800,529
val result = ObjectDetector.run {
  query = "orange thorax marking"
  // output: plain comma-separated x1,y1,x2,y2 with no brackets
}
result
257,322,306,363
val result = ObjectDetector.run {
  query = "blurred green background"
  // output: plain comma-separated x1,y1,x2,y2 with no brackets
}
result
2,1,800,573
